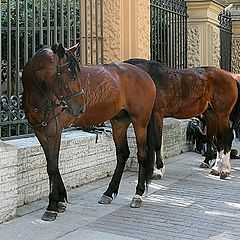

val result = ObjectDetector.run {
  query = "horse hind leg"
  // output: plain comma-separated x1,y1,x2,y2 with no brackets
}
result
199,133,215,168
152,116,165,179
206,116,233,179
99,113,130,204
130,113,155,208
215,128,233,179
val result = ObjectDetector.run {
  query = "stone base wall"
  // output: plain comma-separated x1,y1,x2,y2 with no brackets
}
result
0,119,190,223
127,118,191,171
6,130,116,208
0,142,18,222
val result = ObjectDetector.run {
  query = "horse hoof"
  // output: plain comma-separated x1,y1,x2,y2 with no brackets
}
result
199,162,210,168
130,195,143,208
58,202,67,213
210,169,220,176
41,210,58,221
220,172,230,179
98,194,113,204
152,172,162,180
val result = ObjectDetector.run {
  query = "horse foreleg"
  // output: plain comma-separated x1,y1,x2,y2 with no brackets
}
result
98,118,130,204
34,126,67,221
200,133,215,168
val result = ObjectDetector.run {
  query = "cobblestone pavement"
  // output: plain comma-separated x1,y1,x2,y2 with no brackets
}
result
1,151,240,240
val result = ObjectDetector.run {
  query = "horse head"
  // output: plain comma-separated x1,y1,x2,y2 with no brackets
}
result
29,43,85,117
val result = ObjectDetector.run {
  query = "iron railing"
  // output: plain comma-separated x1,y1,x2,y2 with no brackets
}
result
219,9,232,71
0,0,104,139
150,0,188,69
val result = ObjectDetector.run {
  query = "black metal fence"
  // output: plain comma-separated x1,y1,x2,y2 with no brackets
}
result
219,9,232,71
0,0,104,139
150,0,188,69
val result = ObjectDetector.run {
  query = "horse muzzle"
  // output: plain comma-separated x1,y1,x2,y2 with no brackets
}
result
67,105,85,117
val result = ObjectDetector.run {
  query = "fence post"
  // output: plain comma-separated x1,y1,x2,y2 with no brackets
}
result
186,0,224,68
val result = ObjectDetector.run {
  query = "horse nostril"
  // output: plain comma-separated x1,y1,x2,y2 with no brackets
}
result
76,108,85,117
80,108,85,114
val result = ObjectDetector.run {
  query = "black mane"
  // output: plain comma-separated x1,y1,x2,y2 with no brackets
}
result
51,43,81,80
65,50,81,80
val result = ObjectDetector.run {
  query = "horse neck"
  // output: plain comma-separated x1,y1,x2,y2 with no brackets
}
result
158,62,170,71
22,60,53,108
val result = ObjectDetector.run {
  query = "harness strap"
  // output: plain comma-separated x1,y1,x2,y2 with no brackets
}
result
60,89,85,101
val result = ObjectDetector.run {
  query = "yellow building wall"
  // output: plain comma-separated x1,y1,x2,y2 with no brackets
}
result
103,0,150,63
101,0,239,72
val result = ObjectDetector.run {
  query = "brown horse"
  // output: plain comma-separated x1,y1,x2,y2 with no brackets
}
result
125,58,240,179
195,73,240,168
22,44,156,221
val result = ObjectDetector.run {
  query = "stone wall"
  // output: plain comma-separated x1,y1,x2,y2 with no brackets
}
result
0,142,18,222
0,119,190,223
127,119,191,171
232,38,240,73
8,130,116,207
187,25,201,68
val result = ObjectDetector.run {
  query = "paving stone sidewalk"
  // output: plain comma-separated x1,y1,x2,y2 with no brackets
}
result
0,150,240,240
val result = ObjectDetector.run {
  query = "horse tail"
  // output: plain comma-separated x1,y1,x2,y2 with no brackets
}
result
231,80,240,136
145,105,156,185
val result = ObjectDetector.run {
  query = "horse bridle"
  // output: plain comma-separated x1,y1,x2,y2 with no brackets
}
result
55,52,85,116
27,49,85,128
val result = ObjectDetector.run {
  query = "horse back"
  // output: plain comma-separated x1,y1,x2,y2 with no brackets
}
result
72,63,156,126
125,58,238,118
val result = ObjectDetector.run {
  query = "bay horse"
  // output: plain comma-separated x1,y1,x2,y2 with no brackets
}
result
187,116,240,166
125,58,240,179
22,43,156,221
196,73,240,168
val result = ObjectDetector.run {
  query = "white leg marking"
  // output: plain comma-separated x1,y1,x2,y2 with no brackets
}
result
212,150,223,173
221,151,231,174
152,165,166,179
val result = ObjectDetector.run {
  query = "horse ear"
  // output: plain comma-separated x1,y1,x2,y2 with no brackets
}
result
51,43,59,53
68,42,80,53
57,43,65,58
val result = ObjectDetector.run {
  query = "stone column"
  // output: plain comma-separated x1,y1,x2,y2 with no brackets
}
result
186,0,224,68
103,0,150,63
232,19,240,73
102,0,122,62
231,3,240,73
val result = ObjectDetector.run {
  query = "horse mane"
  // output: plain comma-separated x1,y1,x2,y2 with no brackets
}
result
65,50,81,80
125,58,168,71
